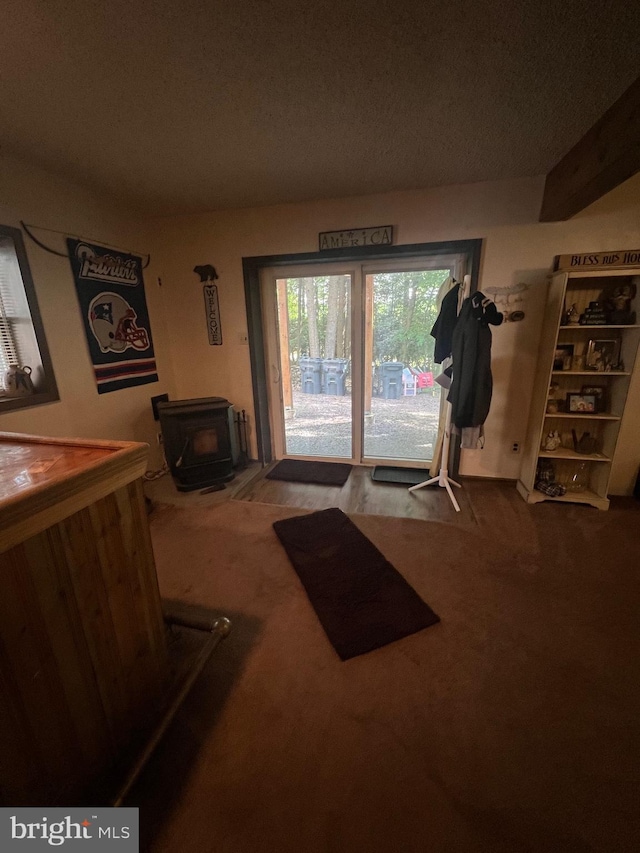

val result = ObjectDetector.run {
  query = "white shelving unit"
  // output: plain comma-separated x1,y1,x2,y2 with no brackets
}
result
517,268,640,510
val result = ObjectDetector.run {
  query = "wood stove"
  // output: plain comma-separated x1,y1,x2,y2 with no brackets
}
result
158,397,237,491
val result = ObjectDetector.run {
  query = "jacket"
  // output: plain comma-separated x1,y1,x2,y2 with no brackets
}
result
448,292,503,429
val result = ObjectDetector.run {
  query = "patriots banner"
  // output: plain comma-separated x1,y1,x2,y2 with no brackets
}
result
67,239,158,394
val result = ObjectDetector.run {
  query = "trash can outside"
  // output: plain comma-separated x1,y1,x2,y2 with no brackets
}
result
299,356,323,394
381,362,404,399
322,358,349,396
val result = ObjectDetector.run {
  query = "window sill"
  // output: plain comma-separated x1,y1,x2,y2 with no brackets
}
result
0,391,60,413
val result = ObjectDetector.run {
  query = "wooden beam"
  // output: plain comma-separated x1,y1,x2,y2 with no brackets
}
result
540,75,640,222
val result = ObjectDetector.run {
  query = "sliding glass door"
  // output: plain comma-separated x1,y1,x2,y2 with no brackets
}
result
261,253,466,466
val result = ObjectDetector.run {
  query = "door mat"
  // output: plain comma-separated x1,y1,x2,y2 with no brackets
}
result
371,466,432,486
272,507,440,660
266,459,352,486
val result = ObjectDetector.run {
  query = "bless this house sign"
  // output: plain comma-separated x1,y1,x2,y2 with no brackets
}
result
319,225,393,251
555,249,640,271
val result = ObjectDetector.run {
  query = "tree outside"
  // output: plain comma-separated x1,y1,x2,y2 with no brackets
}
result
277,269,448,460
282,269,448,379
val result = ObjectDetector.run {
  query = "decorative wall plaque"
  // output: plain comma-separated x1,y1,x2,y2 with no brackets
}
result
319,226,393,251
204,284,222,345
554,250,640,271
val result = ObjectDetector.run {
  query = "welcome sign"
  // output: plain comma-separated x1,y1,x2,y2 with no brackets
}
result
67,239,158,394
203,283,222,345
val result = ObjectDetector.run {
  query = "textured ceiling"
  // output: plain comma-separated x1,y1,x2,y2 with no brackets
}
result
1,0,639,215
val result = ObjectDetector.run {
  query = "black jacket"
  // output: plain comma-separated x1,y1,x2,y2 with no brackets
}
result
430,284,460,364
448,292,503,428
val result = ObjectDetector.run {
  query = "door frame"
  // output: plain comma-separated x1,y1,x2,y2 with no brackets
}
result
243,238,483,466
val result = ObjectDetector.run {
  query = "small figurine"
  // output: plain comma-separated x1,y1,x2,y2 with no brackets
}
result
547,382,561,412
543,430,562,451
564,303,580,325
607,283,636,325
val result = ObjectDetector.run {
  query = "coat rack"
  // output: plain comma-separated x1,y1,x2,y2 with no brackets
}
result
408,274,471,512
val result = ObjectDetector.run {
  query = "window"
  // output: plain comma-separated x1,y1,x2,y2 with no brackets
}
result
0,224,58,411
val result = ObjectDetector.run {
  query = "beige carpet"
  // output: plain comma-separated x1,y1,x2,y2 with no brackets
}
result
130,495,640,852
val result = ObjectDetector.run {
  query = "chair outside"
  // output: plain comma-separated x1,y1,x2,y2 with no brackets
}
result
402,367,417,396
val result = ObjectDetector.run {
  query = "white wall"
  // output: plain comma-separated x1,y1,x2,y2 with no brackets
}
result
0,154,175,467
146,173,640,494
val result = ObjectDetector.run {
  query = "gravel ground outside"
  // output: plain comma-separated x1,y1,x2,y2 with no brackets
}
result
283,389,442,460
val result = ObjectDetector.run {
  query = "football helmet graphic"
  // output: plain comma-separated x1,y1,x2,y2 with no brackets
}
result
88,292,150,353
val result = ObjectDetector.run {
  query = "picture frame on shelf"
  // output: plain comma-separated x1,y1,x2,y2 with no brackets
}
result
585,338,620,371
567,393,596,413
581,385,607,413
553,343,574,371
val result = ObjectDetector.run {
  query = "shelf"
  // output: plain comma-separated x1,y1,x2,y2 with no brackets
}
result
559,324,640,330
544,412,620,420
539,449,610,462
551,371,629,376
517,480,610,510
563,269,637,279
518,267,640,513
540,489,609,509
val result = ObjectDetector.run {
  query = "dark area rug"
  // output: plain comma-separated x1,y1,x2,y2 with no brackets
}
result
266,459,352,486
272,507,440,660
371,465,433,486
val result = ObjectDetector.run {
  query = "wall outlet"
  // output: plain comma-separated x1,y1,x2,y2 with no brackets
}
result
511,441,520,453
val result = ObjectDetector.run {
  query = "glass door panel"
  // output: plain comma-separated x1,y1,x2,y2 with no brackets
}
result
275,273,353,459
362,267,450,462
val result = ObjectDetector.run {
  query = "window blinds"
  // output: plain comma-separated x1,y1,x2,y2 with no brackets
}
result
0,249,20,380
